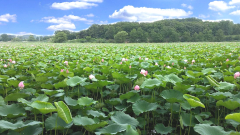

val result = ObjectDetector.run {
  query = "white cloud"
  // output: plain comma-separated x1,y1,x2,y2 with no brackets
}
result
51,1,98,10
40,15,92,31
181,4,187,7
229,0,240,5
86,13,94,17
47,23,76,31
203,19,233,22
199,14,210,18
188,5,193,10
99,20,108,24
181,3,193,10
209,1,235,11
0,14,17,22
41,15,89,24
81,0,103,3
230,10,240,15
109,5,192,22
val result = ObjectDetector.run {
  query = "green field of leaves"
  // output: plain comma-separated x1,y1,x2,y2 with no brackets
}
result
0,42,240,135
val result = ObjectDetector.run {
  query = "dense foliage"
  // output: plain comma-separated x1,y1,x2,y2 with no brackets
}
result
2,18,240,43
0,42,240,135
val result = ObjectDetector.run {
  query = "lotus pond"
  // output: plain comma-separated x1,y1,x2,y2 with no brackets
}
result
0,42,240,135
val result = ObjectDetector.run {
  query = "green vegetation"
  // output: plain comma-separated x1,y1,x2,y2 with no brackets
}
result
2,18,240,43
0,42,240,135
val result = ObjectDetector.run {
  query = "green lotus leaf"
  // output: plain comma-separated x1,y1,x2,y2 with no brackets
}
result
194,124,229,135
41,89,64,96
0,96,5,106
97,80,114,88
163,74,182,85
77,97,97,106
161,90,184,103
64,96,78,106
5,93,29,102
127,94,140,103
106,98,122,106
202,68,216,75
208,92,232,100
84,121,108,132
132,100,158,116
54,101,72,124
111,111,139,127
73,115,95,126
120,91,138,100
32,94,49,102
195,115,213,125
216,82,236,92
183,94,205,108
35,76,48,83
229,132,240,135
87,110,106,117
0,104,25,118
216,100,240,110
7,79,20,87
95,123,127,135
45,113,73,131
31,101,56,114
154,123,173,135
206,75,220,87
66,76,87,87
141,79,162,89
123,125,139,135
181,112,198,127
0,120,42,133
225,113,240,123
83,67,92,72
54,81,67,89
19,125,43,135
140,62,150,68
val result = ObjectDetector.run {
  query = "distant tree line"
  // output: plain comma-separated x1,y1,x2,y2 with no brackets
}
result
2,18,240,43
0,34,53,42
73,18,240,43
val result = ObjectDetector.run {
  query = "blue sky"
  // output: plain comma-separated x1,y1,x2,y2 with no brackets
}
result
1,0,240,35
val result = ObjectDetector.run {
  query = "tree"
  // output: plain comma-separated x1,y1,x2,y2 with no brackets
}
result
192,32,198,42
215,29,224,42
105,26,115,39
181,31,191,42
12,37,21,42
28,35,36,41
1,34,8,42
129,29,137,42
53,32,67,43
150,30,162,42
114,31,128,43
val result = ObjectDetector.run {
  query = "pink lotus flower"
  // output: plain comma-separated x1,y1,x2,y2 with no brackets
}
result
129,65,131,68
172,63,174,66
61,69,64,72
64,61,68,65
134,85,140,91
120,62,122,64
12,61,16,64
125,59,128,61
122,58,126,61
192,60,195,63
139,57,141,60
155,63,158,66
184,60,188,63
18,81,24,89
9,59,12,63
234,72,240,79
226,59,229,62
145,58,149,60
3,64,7,68
66,69,69,73
140,69,148,76
102,59,104,62
184,67,186,70
89,74,95,80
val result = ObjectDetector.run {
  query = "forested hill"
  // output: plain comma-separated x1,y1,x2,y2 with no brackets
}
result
75,18,240,43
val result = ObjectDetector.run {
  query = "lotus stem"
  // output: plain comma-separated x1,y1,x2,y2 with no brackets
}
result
188,110,192,135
